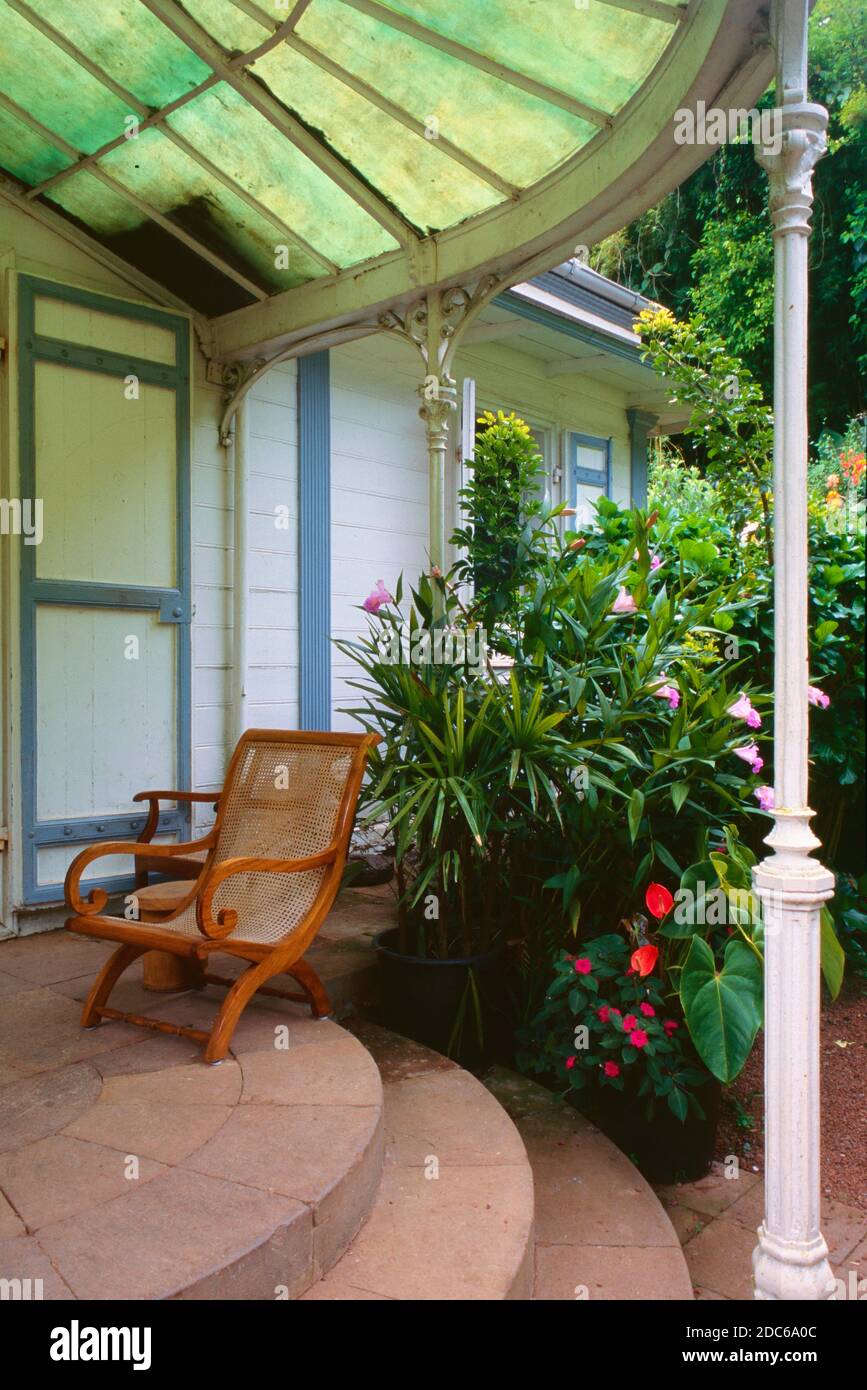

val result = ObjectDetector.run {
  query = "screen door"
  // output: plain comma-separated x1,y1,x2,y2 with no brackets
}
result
18,276,191,904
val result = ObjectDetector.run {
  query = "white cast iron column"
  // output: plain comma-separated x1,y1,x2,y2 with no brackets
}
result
752,0,835,1302
379,277,499,588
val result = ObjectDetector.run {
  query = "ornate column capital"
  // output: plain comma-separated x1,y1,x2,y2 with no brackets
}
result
417,388,457,437
755,102,828,236
379,274,500,395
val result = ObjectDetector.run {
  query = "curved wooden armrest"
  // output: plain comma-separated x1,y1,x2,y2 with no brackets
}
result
195,843,340,941
133,789,221,843
65,833,217,916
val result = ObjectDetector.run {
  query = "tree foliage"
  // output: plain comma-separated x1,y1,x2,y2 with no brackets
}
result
592,0,866,438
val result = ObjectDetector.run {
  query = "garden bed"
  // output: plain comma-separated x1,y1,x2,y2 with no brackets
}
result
716,982,867,1211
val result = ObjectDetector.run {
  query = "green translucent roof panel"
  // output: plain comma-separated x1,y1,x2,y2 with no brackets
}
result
164,84,396,266
369,0,672,111
0,0,691,315
20,0,211,108
0,1,135,153
0,104,73,184
252,44,503,234
295,0,597,188
98,126,326,291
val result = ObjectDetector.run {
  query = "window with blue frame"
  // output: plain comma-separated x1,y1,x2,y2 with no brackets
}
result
568,431,611,528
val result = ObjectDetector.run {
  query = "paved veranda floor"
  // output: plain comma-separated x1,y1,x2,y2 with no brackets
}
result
654,1167,867,1300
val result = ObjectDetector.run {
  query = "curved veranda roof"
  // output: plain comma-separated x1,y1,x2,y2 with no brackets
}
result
0,0,772,359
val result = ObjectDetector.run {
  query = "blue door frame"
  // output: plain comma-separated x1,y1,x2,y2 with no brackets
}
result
18,275,192,905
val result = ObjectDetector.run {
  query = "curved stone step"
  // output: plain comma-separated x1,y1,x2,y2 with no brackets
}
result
0,952,383,1301
300,1023,535,1300
485,1067,695,1301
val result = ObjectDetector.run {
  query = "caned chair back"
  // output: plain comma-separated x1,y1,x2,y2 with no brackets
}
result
204,730,372,946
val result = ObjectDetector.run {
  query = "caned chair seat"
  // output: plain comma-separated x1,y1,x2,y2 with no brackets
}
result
65,729,378,1062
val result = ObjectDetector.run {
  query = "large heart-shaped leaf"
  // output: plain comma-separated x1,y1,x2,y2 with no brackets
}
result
820,906,845,1001
680,936,763,1082
661,859,717,937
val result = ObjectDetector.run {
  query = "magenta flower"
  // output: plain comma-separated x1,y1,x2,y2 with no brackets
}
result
574,957,592,975
603,1061,620,1078
734,742,764,774
362,580,393,614
597,1005,610,1023
808,685,830,709
565,1055,576,1071
639,1002,656,1017
653,682,680,710
728,693,762,729
629,1029,649,1049
663,1020,679,1036
650,553,662,571
754,784,775,812
622,1014,638,1032
612,586,637,614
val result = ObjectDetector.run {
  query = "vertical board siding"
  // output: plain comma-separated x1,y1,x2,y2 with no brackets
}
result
191,358,299,829
328,337,429,731
298,352,331,731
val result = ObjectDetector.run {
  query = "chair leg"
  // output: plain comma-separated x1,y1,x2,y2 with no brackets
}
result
80,943,147,1028
203,957,281,1064
286,958,332,1019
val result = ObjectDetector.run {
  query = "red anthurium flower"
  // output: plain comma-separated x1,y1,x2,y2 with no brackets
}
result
603,1061,620,1078
640,1002,656,1017
645,882,674,920
629,1029,649,1048
630,944,659,977
574,957,592,975
622,1014,638,1032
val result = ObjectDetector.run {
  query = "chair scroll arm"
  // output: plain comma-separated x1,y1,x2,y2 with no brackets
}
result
133,789,221,843
195,843,340,941
64,833,217,916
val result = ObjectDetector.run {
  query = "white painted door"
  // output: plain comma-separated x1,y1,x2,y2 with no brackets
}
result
19,277,191,905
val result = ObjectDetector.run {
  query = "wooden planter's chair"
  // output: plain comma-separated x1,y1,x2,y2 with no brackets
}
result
64,729,379,1063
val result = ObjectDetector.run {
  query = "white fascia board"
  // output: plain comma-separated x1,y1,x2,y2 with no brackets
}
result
508,280,641,349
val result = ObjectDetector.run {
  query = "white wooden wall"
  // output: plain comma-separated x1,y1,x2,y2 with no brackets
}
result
0,202,638,923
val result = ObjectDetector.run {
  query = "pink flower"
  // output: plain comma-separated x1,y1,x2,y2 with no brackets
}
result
612,586,637,615
610,1007,622,1017
629,1029,649,1049
663,1019,679,1036
808,685,830,709
623,1014,638,1032
574,957,592,975
728,693,761,729
363,580,393,614
603,1061,620,1078
754,784,775,812
640,1002,656,1017
734,742,764,774
597,1006,610,1023
565,1055,576,1070
650,553,662,571
653,682,680,710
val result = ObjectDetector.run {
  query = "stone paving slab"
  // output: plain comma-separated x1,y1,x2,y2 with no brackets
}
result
302,1022,535,1301
655,1164,867,1300
0,930,386,1301
484,1066,693,1301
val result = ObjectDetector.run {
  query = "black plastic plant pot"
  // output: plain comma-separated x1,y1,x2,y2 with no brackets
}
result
373,927,507,1072
577,1075,722,1184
